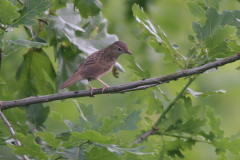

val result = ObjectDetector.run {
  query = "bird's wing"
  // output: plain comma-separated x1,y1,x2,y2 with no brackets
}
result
78,50,115,78
79,60,114,78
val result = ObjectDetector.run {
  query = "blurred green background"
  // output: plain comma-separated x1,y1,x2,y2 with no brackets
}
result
1,0,240,159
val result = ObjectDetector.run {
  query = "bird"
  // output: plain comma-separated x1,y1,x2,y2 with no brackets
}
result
59,41,132,95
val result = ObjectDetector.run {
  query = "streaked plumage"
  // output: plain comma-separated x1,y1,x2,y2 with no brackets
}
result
60,41,132,95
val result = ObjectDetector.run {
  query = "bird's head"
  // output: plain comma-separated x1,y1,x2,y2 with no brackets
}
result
108,41,132,56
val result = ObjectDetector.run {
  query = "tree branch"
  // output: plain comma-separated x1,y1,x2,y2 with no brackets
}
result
1,53,240,111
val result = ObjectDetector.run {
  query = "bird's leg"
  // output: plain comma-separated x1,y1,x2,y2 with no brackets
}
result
89,83,96,95
96,78,110,95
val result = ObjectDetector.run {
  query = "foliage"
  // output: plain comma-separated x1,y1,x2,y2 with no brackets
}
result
1,0,240,159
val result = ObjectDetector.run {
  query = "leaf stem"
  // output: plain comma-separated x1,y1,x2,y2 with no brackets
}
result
154,77,196,128
158,132,212,144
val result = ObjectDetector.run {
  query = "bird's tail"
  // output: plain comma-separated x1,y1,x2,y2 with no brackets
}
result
59,74,82,89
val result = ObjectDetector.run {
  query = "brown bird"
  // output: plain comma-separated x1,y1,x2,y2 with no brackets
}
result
59,41,132,95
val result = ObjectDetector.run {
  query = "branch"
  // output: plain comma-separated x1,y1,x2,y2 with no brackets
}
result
1,53,240,110
131,126,159,147
17,0,23,5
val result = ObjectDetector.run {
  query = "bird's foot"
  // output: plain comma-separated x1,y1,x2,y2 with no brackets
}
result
90,86,96,96
102,84,110,96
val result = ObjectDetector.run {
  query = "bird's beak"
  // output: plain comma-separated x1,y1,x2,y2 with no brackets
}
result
126,51,132,55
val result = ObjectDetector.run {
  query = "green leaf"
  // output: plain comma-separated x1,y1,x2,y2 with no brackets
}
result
160,100,187,131
8,133,48,159
132,4,161,43
69,14,118,55
72,130,116,144
228,41,240,52
165,139,184,158
73,101,100,132
174,118,207,134
3,109,30,135
49,111,65,124
206,107,224,138
51,0,68,11
120,109,142,131
49,112,76,132
0,131,5,145
132,4,186,68
6,39,48,48
13,49,55,98
126,55,150,79
187,35,196,44
27,104,50,130
74,0,102,19
0,0,20,25
62,130,116,148
130,88,162,116
11,0,53,27
187,88,226,98
96,143,151,156
193,8,219,41
59,147,87,159
98,107,128,134
186,1,206,24
206,25,237,57
182,97,202,118
99,117,124,135
205,0,220,10
61,133,82,149
35,129,61,149
0,77,6,84
214,137,240,155
157,87,171,103
24,25,48,44
86,147,121,160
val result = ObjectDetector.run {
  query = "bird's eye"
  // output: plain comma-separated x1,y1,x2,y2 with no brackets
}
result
118,48,122,51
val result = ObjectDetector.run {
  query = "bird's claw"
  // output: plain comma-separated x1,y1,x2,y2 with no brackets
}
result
102,85,110,96
90,86,96,96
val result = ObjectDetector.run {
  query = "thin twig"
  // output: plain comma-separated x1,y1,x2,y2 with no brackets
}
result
131,77,196,145
38,19,49,25
17,0,23,5
131,126,159,146
157,132,211,144
0,52,240,110
154,77,196,127
119,84,158,93
0,103,29,160
0,49,2,69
